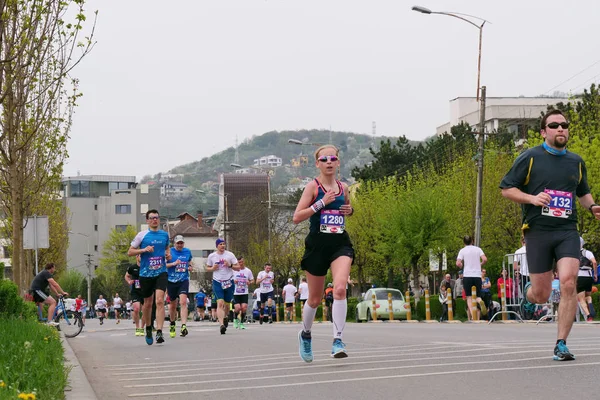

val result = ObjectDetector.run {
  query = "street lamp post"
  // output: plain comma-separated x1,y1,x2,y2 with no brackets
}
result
412,5,489,247
231,163,272,263
68,231,92,304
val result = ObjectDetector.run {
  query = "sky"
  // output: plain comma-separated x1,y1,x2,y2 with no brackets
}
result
64,0,600,180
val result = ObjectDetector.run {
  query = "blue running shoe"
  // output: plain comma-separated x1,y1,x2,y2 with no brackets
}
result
521,282,536,314
331,338,348,358
145,327,153,345
298,330,313,363
553,340,575,361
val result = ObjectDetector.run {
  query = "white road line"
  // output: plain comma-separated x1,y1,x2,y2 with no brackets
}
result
118,346,600,382
124,352,600,388
109,333,127,337
127,361,600,397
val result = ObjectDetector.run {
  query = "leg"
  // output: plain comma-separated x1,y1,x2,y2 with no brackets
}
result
577,291,590,318
45,297,57,321
556,258,579,340
133,302,141,329
142,295,154,327
303,272,326,331
217,299,226,325
169,299,178,324
154,289,165,330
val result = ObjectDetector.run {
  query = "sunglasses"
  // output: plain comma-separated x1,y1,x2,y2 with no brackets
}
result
147,216,159,220
318,155,339,162
546,122,570,129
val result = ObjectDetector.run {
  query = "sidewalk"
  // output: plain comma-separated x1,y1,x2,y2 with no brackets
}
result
61,332,98,400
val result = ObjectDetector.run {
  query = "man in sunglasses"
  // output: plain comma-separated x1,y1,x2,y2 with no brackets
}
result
500,109,600,361
128,209,171,345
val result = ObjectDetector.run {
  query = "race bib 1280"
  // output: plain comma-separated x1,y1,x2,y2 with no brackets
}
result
541,189,572,219
320,209,345,234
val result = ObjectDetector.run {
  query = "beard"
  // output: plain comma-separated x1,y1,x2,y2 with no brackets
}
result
552,135,568,149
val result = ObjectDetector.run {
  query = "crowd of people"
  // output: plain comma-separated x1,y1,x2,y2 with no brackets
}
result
29,112,600,363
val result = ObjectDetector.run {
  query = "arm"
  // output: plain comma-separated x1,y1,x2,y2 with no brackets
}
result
48,278,67,296
482,278,491,290
166,258,181,268
231,262,241,271
124,272,133,286
480,254,488,266
501,187,550,206
293,181,337,224
205,263,217,272
578,193,600,219
256,273,265,285
456,259,463,268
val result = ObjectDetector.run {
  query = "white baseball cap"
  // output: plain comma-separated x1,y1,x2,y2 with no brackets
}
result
288,278,293,283
174,235,184,243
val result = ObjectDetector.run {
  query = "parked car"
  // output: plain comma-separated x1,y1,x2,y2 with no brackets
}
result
355,288,410,322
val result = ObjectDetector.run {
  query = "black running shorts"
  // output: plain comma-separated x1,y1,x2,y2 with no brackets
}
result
301,232,354,277
139,272,168,299
577,276,594,293
524,230,579,274
233,294,249,305
462,277,482,298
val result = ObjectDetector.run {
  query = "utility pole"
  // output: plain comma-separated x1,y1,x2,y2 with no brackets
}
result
474,86,487,247
84,253,93,305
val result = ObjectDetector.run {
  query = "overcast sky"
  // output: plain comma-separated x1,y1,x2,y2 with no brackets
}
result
64,0,600,180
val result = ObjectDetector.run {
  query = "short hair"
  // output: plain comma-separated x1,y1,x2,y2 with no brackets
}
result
301,277,307,282
314,144,339,161
264,263,272,267
146,209,159,219
45,263,55,270
463,235,473,245
541,109,567,131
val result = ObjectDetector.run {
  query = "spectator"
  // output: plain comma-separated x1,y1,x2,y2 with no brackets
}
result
481,269,492,320
439,282,449,322
440,274,456,314
454,271,464,299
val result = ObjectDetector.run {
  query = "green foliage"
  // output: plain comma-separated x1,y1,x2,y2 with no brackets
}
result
0,279,37,320
56,270,84,297
0,319,68,399
95,226,137,300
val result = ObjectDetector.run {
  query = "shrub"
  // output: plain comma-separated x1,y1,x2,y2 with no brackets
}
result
0,279,37,320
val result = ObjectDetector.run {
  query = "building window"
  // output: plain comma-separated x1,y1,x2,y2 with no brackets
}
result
94,204,98,211
94,265,98,270
94,245,98,252
115,225,128,232
201,250,211,257
115,204,132,214
94,225,98,231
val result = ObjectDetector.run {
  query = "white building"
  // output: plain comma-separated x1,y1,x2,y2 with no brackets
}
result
436,96,569,136
160,181,189,197
254,155,282,168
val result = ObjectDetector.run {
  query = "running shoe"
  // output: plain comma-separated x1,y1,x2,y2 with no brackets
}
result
587,316,594,322
553,340,575,361
46,321,59,327
233,319,239,329
269,318,273,324
180,324,188,337
156,330,165,344
298,330,313,363
239,322,246,330
220,324,227,335
476,299,487,317
223,316,229,328
331,338,348,358
170,323,176,338
135,328,143,336
259,315,264,325
145,327,153,345
116,319,120,324
521,282,536,314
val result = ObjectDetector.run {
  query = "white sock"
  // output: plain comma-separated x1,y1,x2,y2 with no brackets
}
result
302,303,317,333
332,299,347,339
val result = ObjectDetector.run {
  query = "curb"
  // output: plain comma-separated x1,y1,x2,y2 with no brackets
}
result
61,333,98,400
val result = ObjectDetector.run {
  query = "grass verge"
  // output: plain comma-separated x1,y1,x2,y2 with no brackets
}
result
0,319,69,400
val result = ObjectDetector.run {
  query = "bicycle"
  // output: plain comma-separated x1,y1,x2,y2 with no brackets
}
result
37,295,84,338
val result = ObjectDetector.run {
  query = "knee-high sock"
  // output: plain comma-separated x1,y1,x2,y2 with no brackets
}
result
302,303,317,333
332,299,347,339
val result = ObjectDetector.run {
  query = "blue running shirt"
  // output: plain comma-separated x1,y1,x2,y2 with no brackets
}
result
130,230,170,278
168,247,193,282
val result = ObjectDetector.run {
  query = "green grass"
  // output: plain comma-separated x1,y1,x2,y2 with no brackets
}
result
0,319,69,400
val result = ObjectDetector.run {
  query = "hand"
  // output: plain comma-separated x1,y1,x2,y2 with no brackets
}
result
174,259,181,265
165,249,172,261
340,204,353,215
322,190,337,205
530,192,552,207
144,245,154,253
63,292,69,297
592,205,600,220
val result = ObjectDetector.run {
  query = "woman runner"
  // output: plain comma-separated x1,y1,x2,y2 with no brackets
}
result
293,144,354,362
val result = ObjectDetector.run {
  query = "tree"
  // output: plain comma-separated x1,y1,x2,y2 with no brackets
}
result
351,136,423,181
57,270,84,298
96,226,136,300
0,1,96,294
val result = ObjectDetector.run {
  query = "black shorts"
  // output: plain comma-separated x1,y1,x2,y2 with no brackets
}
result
260,291,274,304
462,277,482,298
577,275,594,293
130,289,143,304
30,289,48,303
210,303,217,310
524,229,579,274
139,272,168,299
300,299,307,307
196,305,205,310
167,280,189,300
285,302,294,308
301,232,354,277
234,294,249,305
97,308,107,313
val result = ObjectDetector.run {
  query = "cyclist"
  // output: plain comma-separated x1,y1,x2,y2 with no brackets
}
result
30,263,69,326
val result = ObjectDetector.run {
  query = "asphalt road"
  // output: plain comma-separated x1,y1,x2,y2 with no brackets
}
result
67,318,600,400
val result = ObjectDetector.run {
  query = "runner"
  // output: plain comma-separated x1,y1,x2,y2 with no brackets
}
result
232,256,254,329
256,263,275,324
500,109,600,361
205,238,240,335
282,278,298,322
293,144,355,362
194,289,206,321
208,292,217,322
75,295,84,323
95,295,108,325
456,235,488,320
125,254,145,336
167,235,194,338
127,209,171,345
298,277,309,308
29,263,68,326
577,237,597,322
113,293,123,324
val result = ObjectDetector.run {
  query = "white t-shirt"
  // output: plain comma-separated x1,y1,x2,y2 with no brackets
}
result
257,271,275,293
298,282,309,300
125,302,132,311
283,284,297,303
233,268,254,295
96,298,107,309
206,297,212,308
113,297,122,309
514,246,528,276
206,250,239,281
579,249,595,277
457,245,485,278
253,288,261,300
